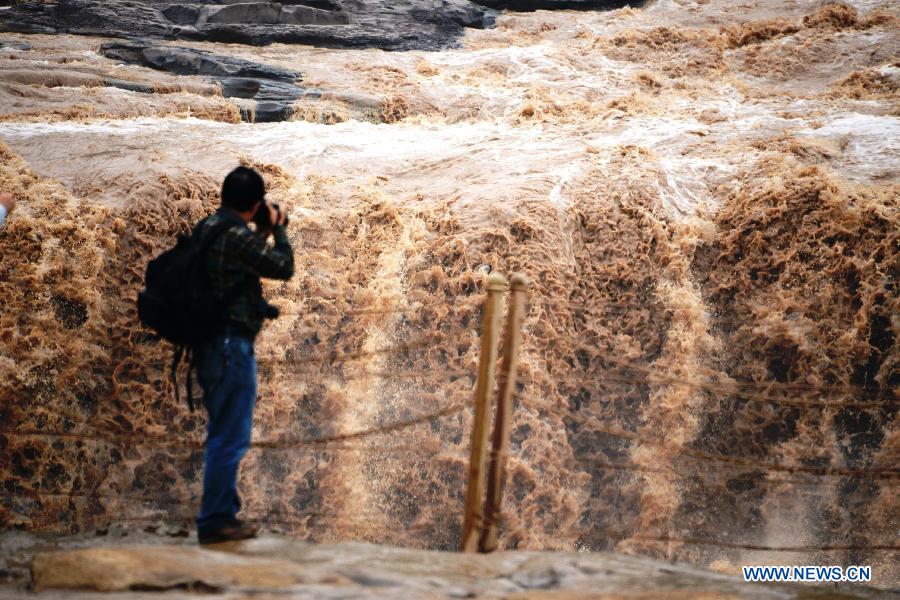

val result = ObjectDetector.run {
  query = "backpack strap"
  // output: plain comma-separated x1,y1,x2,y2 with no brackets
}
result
185,347,196,412
194,216,241,254
172,217,240,412
172,344,186,409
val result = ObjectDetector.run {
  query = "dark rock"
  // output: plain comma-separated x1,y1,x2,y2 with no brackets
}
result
189,21,419,49
0,0,500,50
101,41,304,122
142,46,240,77
413,0,492,29
278,4,350,25
101,77,157,93
254,100,295,122
101,42,300,82
164,55,383,123
220,76,262,98
472,0,639,10
161,4,201,25
205,3,283,26
283,0,343,10
7,0,174,39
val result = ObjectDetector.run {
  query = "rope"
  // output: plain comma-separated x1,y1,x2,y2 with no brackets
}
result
1,401,466,450
277,303,447,318
256,337,434,365
272,368,473,381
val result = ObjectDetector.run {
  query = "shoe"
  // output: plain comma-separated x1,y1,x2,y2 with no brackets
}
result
198,520,259,545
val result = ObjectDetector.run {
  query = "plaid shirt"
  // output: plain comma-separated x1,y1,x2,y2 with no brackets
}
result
197,208,294,339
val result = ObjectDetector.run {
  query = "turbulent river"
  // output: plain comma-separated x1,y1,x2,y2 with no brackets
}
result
0,0,897,588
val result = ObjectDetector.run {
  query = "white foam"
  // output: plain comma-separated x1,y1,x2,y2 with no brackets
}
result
801,113,900,181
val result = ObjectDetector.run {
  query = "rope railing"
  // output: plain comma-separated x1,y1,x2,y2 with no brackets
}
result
278,368,472,381
2,401,466,451
275,298,457,318
255,337,435,365
13,355,473,449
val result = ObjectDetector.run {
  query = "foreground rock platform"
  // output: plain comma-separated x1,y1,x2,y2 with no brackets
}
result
0,531,893,599
0,0,642,50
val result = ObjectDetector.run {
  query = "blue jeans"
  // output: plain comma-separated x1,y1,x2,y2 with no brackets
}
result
194,334,256,534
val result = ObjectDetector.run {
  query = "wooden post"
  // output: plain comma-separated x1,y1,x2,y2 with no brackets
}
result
461,272,506,553
479,274,528,553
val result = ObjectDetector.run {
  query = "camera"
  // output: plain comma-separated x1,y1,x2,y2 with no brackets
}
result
252,200,289,234
258,298,280,320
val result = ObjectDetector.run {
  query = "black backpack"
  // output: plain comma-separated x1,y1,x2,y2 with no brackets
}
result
137,217,235,410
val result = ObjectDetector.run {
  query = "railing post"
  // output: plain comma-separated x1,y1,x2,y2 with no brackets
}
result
461,272,506,553
479,274,528,553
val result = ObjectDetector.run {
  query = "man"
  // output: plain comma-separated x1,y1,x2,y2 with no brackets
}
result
194,166,294,544
0,192,16,226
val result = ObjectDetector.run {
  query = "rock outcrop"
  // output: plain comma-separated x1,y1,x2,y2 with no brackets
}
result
0,1,645,49
99,41,383,122
0,0,498,50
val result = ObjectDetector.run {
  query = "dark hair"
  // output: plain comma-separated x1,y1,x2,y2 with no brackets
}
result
221,166,265,211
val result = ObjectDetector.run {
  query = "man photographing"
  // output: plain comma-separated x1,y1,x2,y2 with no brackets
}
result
193,166,294,544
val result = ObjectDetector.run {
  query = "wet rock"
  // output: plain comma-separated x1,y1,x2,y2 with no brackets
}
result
220,76,262,99
142,46,241,77
101,78,157,93
279,4,351,25
161,4,201,26
100,41,304,122
285,0,344,10
97,41,381,122
100,43,301,82
205,2,283,25
101,42,300,81
415,0,491,29
254,100,295,122
0,0,173,39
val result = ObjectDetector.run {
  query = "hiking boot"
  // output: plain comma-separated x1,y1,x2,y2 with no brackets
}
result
198,520,259,545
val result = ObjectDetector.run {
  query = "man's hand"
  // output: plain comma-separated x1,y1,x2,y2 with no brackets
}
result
0,192,16,215
268,203,287,227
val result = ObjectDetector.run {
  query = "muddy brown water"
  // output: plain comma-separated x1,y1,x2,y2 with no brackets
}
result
0,0,897,590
